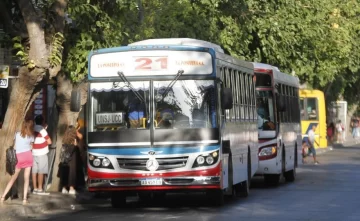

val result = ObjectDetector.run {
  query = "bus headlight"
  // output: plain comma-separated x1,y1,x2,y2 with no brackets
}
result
193,151,219,168
196,156,205,165
89,155,114,169
102,158,111,167
89,154,95,161
206,156,214,164
93,159,101,167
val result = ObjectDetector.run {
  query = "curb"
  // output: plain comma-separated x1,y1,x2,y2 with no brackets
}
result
316,146,333,155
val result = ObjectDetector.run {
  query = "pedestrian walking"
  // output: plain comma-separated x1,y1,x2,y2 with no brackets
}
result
335,120,344,143
307,124,320,165
32,115,51,195
1,118,34,205
351,117,359,139
327,122,335,144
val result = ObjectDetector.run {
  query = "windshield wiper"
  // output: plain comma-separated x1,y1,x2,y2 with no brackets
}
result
116,71,146,104
160,70,184,100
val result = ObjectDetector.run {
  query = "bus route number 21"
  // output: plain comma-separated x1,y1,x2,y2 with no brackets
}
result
134,57,168,71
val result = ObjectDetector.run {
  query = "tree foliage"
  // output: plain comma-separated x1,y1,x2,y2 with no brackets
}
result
62,0,360,106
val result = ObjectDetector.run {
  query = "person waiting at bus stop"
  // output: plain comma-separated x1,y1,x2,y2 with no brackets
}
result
307,124,320,165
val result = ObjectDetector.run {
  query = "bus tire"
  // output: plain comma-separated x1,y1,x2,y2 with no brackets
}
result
264,174,280,186
285,146,297,182
207,189,224,206
111,192,126,208
238,151,251,197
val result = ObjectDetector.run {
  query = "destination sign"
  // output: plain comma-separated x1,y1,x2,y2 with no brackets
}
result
96,112,124,125
90,50,213,77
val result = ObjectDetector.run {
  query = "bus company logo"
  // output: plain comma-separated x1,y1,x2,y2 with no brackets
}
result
97,62,125,68
146,158,159,171
140,150,163,155
175,60,205,66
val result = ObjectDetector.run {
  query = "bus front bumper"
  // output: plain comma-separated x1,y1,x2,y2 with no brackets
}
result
88,176,221,189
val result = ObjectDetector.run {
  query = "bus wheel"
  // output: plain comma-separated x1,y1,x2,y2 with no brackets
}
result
264,174,280,186
206,189,224,206
284,147,297,182
238,152,251,197
284,166,296,182
111,192,126,208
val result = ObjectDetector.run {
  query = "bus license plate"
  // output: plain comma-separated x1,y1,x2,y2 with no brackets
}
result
140,179,162,186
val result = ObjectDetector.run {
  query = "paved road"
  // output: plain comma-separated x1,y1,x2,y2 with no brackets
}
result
28,143,360,221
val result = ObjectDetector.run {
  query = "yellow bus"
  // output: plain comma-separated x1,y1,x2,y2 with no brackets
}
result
299,89,327,149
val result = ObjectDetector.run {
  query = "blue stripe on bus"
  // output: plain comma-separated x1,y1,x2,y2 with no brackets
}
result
89,145,220,155
303,122,318,143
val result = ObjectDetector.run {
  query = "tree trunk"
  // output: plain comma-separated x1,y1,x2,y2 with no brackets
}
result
48,73,76,191
48,73,87,191
0,0,68,191
0,67,45,190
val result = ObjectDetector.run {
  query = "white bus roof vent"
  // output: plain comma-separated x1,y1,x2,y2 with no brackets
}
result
129,38,224,53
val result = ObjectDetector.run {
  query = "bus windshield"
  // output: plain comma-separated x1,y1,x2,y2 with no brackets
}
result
256,90,275,132
89,81,150,131
154,80,216,129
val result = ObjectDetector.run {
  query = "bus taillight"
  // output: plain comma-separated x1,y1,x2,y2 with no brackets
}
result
254,68,273,74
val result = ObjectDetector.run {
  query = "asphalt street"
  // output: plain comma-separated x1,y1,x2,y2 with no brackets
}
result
22,143,360,221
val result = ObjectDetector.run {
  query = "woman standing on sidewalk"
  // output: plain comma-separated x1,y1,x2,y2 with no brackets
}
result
1,118,35,205
58,126,82,195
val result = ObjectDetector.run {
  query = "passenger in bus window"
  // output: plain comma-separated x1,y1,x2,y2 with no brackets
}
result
308,108,317,120
257,100,269,129
157,108,174,129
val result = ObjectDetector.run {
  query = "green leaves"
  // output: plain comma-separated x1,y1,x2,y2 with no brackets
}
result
58,0,360,104
12,36,29,65
49,32,65,67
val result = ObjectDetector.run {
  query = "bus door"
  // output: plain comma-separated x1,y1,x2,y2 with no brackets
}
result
300,97,321,147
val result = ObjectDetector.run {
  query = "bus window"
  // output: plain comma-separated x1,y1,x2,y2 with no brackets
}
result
90,81,150,131
300,98,305,120
307,98,318,120
154,80,216,129
256,90,275,131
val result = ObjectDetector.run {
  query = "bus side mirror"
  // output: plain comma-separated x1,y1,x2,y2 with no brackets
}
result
276,93,286,112
70,90,81,112
221,88,233,110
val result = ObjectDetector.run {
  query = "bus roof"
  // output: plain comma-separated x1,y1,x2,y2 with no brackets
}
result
129,38,224,53
299,89,325,98
253,62,299,87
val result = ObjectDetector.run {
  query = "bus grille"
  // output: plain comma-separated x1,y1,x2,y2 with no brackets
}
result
117,157,188,171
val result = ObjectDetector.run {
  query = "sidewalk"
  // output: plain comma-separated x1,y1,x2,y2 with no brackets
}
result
0,191,102,220
316,136,360,156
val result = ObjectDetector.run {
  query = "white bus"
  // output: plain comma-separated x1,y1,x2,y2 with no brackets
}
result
71,38,258,207
253,63,302,185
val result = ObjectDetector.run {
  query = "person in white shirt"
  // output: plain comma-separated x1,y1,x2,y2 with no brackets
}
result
307,124,320,164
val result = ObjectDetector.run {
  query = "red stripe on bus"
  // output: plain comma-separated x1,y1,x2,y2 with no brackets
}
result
88,185,220,192
88,163,221,179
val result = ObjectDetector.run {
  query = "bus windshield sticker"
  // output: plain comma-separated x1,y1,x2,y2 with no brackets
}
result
96,112,124,125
